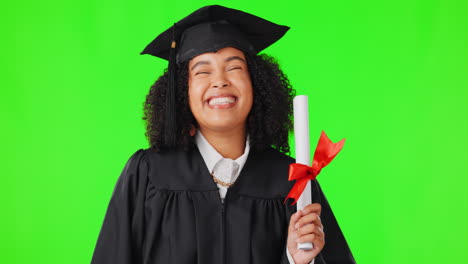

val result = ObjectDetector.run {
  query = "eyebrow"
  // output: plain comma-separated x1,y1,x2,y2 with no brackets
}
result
190,60,210,71
190,56,247,71
225,56,246,64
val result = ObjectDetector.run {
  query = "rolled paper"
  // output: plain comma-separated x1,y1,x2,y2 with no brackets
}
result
292,95,313,250
287,96,346,251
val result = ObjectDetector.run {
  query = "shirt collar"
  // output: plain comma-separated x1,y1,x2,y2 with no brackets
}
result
195,130,250,173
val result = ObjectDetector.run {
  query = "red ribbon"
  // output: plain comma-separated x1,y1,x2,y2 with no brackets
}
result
284,131,345,205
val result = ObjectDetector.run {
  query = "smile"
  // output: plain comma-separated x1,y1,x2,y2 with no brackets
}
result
208,96,237,106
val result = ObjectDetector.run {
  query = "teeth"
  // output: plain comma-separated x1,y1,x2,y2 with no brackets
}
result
209,97,235,106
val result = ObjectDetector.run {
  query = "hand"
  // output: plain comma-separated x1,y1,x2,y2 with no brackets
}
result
287,203,325,264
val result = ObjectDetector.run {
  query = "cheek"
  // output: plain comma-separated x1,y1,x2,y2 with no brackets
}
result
231,71,252,88
187,82,207,123
238,76,253,104
237,83,254,116
187,92,199,118
187,80,201,107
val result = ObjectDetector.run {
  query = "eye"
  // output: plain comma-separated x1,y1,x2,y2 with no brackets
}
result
195,71,210,76
228,66,242,71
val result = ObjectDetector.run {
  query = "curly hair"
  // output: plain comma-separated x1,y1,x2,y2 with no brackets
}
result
143,53,295,154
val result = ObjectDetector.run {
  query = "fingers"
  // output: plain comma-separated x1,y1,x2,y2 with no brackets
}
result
302,203,322,216
295,212,321,230
296,233,325,251
288,210,303,233
293,203,324,245
296,233,316,243
289,203,324,239
295,222,323,238
288,203,325,260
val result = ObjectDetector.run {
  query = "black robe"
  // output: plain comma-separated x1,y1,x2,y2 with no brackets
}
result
91,147,355,264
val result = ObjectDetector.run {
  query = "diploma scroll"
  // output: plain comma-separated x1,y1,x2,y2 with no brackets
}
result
293,95,314,250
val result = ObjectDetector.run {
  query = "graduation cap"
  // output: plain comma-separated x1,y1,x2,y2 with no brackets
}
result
140,5,289,148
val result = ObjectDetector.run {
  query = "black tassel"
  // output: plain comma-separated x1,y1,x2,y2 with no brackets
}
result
164,23,178,148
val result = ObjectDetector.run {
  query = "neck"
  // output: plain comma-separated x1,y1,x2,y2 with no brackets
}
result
199,127,246,160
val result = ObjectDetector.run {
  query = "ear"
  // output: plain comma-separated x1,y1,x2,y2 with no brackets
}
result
189,124,197,136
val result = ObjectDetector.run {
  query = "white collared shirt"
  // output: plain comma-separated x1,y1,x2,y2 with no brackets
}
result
195,130,249,199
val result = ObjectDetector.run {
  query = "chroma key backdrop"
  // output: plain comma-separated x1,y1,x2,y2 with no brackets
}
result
2,0,467,263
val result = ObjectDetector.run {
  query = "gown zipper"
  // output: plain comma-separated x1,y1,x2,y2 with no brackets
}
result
220,196,226,264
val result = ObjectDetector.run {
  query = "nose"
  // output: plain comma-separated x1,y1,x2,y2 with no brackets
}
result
211,72,230,88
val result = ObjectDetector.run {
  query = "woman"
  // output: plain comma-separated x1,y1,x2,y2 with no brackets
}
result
92,5,355,264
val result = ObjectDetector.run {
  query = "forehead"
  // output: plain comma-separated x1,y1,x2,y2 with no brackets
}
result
188,47,246,65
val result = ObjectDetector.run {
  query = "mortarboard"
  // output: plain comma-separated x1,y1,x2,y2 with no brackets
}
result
140,5,289,148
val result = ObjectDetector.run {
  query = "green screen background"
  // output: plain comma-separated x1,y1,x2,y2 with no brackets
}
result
2,0,467,263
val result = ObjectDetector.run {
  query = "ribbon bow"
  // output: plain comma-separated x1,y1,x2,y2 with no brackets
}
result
284,131,345,205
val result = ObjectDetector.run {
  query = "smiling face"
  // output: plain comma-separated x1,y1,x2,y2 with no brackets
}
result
188,47,253,135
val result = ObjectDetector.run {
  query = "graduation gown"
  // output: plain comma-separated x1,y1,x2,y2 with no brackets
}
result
91,147,355,264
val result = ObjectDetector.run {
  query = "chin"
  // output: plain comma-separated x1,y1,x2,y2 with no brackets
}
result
202,118,246,132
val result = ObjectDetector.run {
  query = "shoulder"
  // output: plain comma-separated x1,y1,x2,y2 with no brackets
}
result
248,147,295,174
236,147,295,197
120,148,152,177
110,149,151,200
142,147,195,168
125,148,147,165
137,147,215,190
258,147,295,164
